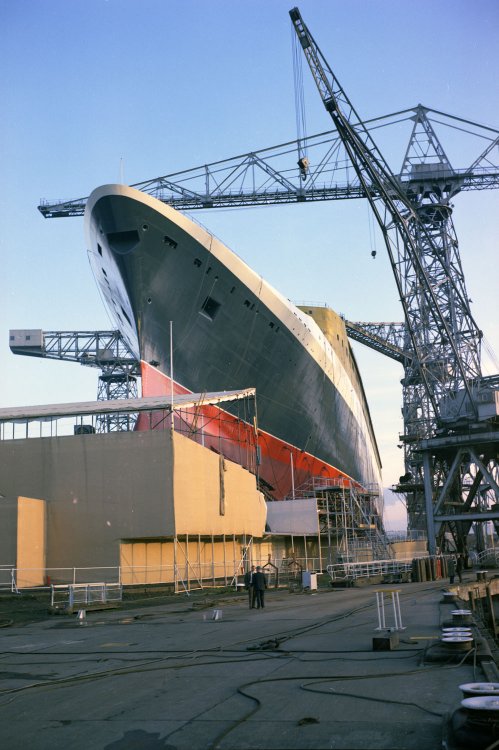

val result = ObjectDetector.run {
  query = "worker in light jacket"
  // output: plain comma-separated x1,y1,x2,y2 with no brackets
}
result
252,566,267,609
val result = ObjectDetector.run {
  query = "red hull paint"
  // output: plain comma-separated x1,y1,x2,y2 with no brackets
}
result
137,362,356,499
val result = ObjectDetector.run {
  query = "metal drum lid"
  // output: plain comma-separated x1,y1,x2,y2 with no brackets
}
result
442,627,472,633
441,636,473,642
460,683,499,698
461,695,499,713
441,636,473,650
451,610,472,616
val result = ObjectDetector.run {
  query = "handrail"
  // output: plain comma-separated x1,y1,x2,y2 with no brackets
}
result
472,548,499,565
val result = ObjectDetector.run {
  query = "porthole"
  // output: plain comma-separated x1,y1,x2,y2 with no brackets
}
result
147,297,152,304
142,224,149,231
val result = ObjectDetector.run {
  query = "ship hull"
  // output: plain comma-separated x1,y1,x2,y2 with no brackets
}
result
84,185,382,499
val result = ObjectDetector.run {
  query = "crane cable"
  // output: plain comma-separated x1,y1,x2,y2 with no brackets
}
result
292,22,309,180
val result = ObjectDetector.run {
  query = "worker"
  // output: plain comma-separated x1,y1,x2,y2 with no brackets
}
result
448,556,456,584
244,566,256,609
252,566,268,609
456,555,464,583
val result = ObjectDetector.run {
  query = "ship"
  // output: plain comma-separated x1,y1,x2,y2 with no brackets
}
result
84,184,383,500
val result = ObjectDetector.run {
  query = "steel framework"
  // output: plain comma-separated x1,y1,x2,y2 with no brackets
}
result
38,110,499,218
9,329,140,433
288,6,498,554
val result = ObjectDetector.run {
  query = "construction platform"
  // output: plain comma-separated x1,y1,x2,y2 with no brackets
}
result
0,573,496,749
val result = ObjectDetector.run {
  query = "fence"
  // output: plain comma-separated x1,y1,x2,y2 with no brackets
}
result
327,555,453,583
0,557,319,594
327,558,414,583
1,554,457,593
0,565,122,592
51,582,123,610
472,548,499,568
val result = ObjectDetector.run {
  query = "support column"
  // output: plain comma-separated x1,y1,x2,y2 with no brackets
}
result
423,451,437,555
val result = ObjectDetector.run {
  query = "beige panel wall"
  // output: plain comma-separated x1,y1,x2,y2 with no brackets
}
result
390,540,428,559
120,538,223,585
120,535,276,586
0,430,175,572
173,432,266,536
17,497,46,587
249,539,275,568
1,428,266,578
120,540,176,584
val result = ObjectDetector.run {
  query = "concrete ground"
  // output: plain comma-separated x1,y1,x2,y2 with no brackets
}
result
0,577,494,750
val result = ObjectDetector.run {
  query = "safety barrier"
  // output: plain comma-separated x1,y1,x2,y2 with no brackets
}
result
51,582,123,610
472,548,499,568
0,566,122,593
0,558,322,593
327,558,414,583
374,588,405,631
327,555,450,583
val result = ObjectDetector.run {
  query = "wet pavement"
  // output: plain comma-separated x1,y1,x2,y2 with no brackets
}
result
0,577,495,749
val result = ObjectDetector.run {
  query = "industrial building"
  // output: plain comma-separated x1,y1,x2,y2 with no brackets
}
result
0,390,408,592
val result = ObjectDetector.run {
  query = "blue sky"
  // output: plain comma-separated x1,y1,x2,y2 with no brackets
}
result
2,0,499,528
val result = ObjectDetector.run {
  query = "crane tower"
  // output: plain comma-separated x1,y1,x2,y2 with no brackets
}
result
289,6,498,554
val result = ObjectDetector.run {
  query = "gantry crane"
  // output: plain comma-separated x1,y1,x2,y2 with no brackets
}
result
38,106,499,217
9,329,140,432
34,10,499,552
288,6,498,554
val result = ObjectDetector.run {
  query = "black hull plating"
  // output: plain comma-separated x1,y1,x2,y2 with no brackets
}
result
85,185,382,494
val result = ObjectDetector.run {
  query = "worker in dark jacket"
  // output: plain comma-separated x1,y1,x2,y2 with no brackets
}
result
252,566,267,609
448,556,456,584
244,566,256,608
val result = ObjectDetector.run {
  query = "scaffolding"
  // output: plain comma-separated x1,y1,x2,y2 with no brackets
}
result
291,477,390,566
